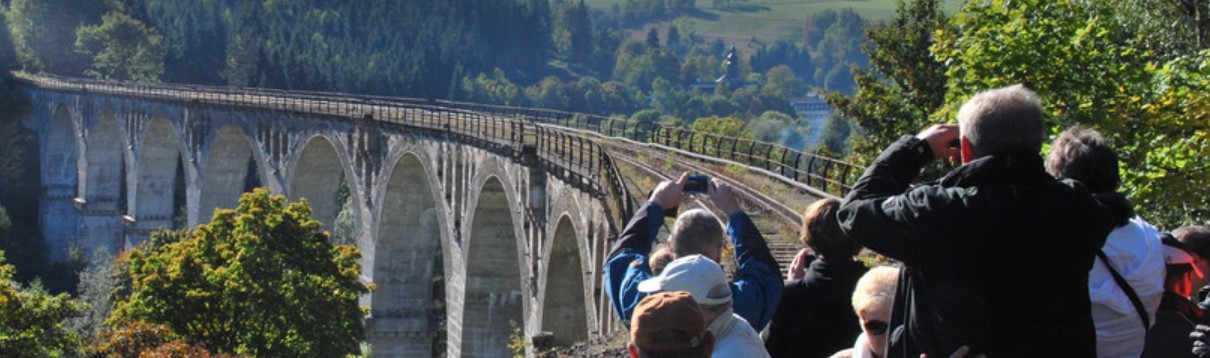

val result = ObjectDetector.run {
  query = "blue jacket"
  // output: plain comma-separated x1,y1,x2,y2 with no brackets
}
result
604,202,782,331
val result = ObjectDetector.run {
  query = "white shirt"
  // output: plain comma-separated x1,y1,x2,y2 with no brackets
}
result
1089,216,1166,358
708,307,771,358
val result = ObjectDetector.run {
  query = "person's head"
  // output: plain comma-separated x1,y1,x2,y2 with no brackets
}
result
669,209,726,262
1175,226,1210,292
639,255,733,325
957,84,1045,161
1163,234,1199,298
1045,126,1120,193
650,246,675,276
801,198,861,260
628,291,716,358
851,266,900,358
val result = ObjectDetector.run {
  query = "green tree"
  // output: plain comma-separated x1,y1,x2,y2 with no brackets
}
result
0,7,17,71
747,111,793,143
7,0,104,74
645,27,660,48
1101,0,1209,60
761,65,807,98
110,189,370,357
827,0,951,164
552,0,594,63
691,116,749,138
65,249,118,341
1116,51,1210,226
74,11,166,83
0,249,86,357
932,0,1151,131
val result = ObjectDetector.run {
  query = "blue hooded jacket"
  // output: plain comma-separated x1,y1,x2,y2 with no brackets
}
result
604,202,782,331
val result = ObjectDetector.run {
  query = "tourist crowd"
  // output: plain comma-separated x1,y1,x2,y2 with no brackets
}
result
605,84,1210,357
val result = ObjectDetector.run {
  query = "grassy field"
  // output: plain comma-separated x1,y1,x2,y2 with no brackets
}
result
586,0,965,42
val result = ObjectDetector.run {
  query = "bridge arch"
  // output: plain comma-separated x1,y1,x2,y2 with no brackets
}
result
41,103,82,261
370,152,446,357
197,124,266,225
460,175,526,358
287,134,356,231
132,117,185,234
541,214,589,347
43,104,79,194
76,107,127,253
84,108,125,207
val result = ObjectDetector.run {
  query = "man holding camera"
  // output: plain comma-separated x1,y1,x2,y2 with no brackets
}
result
836,85,1114,357
605,172,782,332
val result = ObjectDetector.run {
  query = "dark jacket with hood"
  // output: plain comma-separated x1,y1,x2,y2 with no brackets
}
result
837,136,1114,357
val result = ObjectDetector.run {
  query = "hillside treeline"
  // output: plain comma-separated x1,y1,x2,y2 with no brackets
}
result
5,0,869,128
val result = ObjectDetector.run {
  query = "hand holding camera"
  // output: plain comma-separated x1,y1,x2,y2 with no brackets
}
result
708,178,742,217
648,172,690,211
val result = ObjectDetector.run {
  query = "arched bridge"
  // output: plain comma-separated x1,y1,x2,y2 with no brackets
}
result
12,73,861,357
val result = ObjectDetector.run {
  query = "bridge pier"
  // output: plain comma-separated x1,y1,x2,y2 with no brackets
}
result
72,198,124,257
40,186,80,262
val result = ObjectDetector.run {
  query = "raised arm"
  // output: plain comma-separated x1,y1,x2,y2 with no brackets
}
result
710,179,782,330
836,127,958,265
603,173,687,326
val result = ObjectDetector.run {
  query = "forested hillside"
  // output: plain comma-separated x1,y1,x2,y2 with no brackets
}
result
0,0,1208,354
5,0,868,156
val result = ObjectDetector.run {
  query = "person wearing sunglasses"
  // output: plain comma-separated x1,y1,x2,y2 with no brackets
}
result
829,266,898,358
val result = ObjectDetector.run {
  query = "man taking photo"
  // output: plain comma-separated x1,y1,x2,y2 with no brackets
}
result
837,85,1114,357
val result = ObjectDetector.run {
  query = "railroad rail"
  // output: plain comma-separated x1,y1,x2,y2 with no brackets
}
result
12,71,864,238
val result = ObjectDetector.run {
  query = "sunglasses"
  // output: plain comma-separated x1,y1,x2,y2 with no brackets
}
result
863,319,889,336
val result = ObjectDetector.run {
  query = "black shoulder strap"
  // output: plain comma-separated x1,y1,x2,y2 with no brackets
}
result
1097,250,1151,331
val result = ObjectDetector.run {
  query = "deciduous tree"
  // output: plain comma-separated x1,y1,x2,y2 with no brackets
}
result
110,189,370,357
75,11,166,83
0,249,85,357
826,0,950,165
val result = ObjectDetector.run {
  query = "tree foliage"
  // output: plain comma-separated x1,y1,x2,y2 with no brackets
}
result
6,0,104,74
932,0,1152,130
110,189,370,357
87,321,230,358
1101,0,1210,60
0,249,85,357
827,0,950,164
832,0,1208,227
74,11,166,83
1117,51,1210,225
691,116,750,138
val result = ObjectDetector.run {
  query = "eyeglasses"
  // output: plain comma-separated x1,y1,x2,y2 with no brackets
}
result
863,319,889,336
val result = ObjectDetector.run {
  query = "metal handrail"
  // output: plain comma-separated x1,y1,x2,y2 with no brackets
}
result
12,72,637,234
12,71,863,198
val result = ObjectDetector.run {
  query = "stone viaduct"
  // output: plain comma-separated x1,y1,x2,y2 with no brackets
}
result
16,74,641,357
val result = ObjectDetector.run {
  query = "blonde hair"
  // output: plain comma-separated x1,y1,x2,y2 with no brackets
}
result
851,266,900,316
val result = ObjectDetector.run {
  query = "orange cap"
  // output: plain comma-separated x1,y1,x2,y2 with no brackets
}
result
630,291,708,351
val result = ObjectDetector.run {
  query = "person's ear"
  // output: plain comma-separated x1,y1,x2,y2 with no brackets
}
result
960,136,974,164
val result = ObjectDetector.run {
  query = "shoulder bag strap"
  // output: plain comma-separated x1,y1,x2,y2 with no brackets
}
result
1097,250,1151,331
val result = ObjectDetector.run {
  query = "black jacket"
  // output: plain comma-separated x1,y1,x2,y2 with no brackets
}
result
1142,292,1201,358
765,258,868,358
838,136,1113,357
